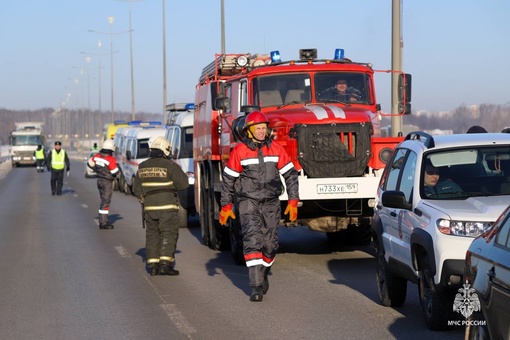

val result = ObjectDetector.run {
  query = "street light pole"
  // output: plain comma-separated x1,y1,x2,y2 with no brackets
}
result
108,16,115,124
98,40,103,138
85,56,92,149
162,0,167,120
89,20,132,125
117,0,142,121
82,41,109,140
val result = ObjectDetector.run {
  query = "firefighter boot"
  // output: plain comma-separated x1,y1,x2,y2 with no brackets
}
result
159,260,179,276
147,263,159,276
98,214,113,229
249,265,264,302
262,266,271,295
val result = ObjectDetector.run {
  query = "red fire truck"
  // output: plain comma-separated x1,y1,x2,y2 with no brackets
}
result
193,48,411,263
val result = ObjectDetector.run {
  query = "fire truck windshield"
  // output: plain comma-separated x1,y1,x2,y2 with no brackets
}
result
253,74,311,108
316,72,368,104
253,72,369,107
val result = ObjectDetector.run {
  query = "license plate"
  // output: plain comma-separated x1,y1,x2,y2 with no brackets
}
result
23,157,32,160
317,183,358,194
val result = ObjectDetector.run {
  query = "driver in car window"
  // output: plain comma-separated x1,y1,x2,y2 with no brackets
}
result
423,161,463,197
320,79,362,102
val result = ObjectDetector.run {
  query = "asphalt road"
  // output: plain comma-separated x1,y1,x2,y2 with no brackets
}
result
0,160,465,340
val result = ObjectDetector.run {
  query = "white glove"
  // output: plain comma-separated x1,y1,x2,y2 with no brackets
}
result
67,171,70,177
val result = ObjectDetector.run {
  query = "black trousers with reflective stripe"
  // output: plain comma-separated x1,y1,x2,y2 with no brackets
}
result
144,209,180,262
97,178,113,224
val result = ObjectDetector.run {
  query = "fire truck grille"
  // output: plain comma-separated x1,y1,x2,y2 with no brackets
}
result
294,122,372,178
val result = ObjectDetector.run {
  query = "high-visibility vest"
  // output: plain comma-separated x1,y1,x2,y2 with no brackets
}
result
51,149,66,170
35,149,45,160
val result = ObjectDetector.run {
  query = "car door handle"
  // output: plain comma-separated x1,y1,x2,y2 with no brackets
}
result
390,211,397,217
487,268,496,281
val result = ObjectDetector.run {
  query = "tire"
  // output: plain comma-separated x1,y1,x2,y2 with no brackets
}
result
112,178,119,191
178,204,188,229
118,173,125,193
123,180,132,196
199,167,210,247
419,257,454,330
376,243,407,307
206,163,229,251
229,202,245,265
466,312,489,340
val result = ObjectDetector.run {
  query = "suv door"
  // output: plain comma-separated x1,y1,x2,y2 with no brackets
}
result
379,148,417,268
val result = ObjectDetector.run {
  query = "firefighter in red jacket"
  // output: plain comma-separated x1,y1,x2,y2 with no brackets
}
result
220,111,299,302
87,139,119,229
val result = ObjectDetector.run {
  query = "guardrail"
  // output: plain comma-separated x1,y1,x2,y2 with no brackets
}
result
0,145,10,163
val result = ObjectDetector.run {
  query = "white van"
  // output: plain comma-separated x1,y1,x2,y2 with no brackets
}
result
116,123,167,195
165,107,195,226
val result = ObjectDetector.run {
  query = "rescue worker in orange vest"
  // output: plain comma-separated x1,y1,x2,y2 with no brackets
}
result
46,141,70,196
34,144,45,172
87,139,119,229
219,111,300,302
133,136,189,276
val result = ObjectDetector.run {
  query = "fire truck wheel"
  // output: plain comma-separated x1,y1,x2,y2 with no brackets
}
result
199,173,210,247
229,203,245,265
112,178,119,191
178,204,188,228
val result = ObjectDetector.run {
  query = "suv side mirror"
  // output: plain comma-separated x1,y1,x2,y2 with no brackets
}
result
381,190,412,210
126,150,132,161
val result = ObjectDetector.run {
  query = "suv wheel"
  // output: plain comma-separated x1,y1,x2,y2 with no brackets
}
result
466,312,489,340
419,258,452,330
376,243,407,307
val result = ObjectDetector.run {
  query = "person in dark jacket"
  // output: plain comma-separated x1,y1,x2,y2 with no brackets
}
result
46,141,70,195
319,78,362,102
87,139,119,229
34,144,45,172
219,111,300,302
133,136,189,276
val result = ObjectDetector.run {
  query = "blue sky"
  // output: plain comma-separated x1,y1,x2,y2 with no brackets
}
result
1,0,509,114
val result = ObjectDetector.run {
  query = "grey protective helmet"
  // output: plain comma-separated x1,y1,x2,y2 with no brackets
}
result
150,136,171,156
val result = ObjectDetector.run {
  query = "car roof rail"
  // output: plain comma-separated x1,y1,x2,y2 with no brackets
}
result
405,131,435,148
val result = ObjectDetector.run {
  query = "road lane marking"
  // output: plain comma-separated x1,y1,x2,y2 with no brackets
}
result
81,204,88,208
160,304,197,337
114,245,129,257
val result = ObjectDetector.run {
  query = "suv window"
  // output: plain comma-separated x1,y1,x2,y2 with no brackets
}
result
384,148,407,190
422,146,510,199
399,151,417,203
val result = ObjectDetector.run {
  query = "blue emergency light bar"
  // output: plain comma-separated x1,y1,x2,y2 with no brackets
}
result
334,48,345,60
185,103,195,110
270,50,281,63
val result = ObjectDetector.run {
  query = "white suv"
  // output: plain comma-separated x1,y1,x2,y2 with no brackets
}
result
372,131,510,330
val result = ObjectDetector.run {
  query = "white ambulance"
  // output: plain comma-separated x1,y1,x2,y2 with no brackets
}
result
116,122,167,195
165,103,195,227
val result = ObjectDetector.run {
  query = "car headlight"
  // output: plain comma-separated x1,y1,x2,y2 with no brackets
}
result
437,219,492,237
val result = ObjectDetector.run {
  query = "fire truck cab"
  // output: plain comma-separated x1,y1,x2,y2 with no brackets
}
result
194,48,411,262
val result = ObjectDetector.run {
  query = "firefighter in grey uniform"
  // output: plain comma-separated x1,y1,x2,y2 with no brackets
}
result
133,136,189,276
87,139,119,229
